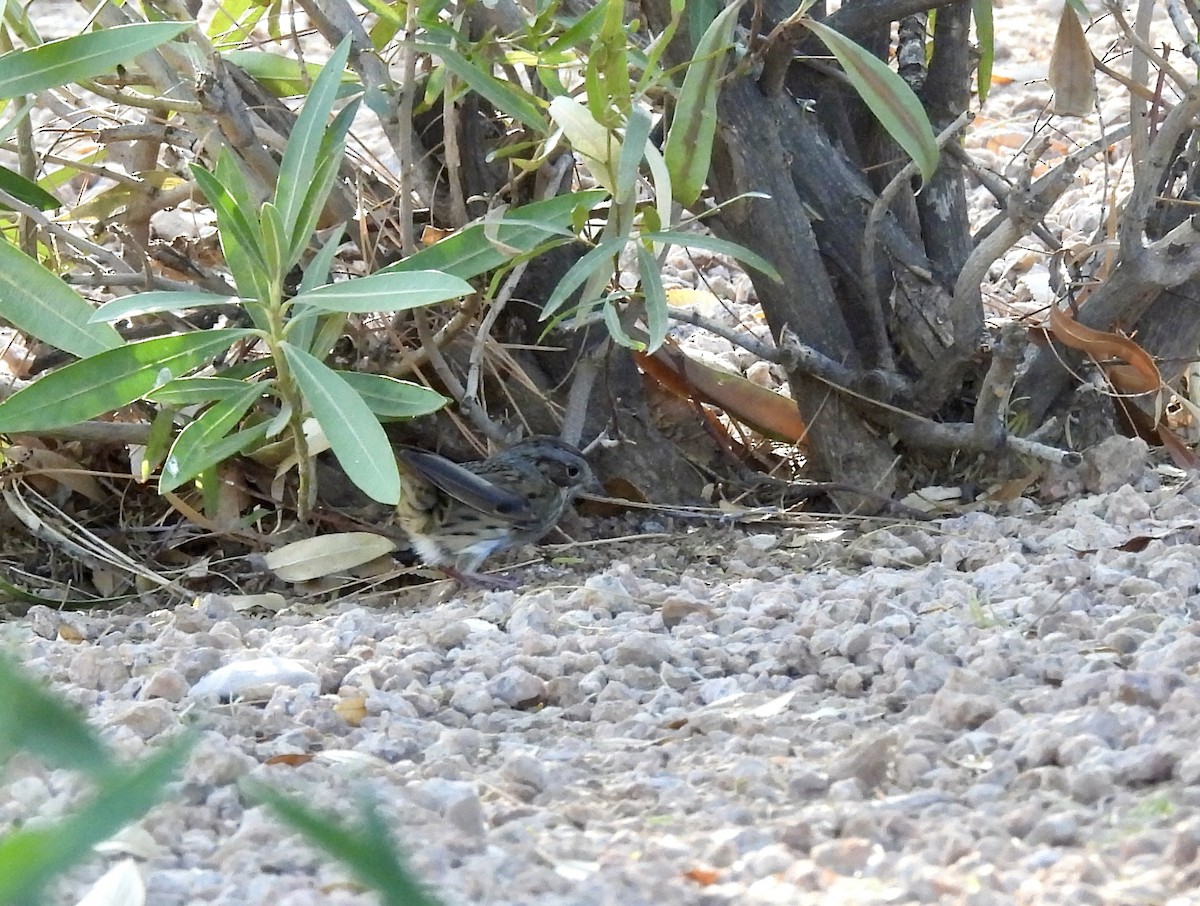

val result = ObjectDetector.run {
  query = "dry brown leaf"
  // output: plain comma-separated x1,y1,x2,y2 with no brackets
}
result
1157,423,1200,470
985,473,1038,503
263,532,398,582
683,866,721,886
635,339,806,442
1049,4,1096,116
6,445,105,502
334,695,368,727
1048,307,1161,395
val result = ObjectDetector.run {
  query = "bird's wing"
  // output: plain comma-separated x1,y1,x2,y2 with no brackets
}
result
397,449,533,520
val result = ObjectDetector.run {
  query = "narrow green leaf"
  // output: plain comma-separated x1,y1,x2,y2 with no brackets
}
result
275,37,352,239
637,244,668,352
146,376,252,406
290,271,472,315
643,229,783,282
336,372,449,420
288,100,357,263
412,41,546,131
249,786,442,906
220,49,362,98
548,95,619,193
971,0,994,105
0,22,192,99
662,0,745,206
90,290,237,324
687,0,721,50
298,224,346,295
161,385,267,491
279,342,399,504
602,297,642,350
207,0,263,45
0,240,122,357
0,735,192,905
0,330,253,432
541,235,627,318
382,190,606,281
616,106,652,206
0,653,112,774
212,155,271,317
804,18,939,184
292,226,348,354
259,200,287,278
0,163,59,210
190,164,267,275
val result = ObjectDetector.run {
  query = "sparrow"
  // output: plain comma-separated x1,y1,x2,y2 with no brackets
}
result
395,435,595,585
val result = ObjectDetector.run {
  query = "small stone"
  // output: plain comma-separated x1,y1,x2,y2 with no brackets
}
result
412,779,486,837
928,688,998,730
1111,746,1176,784
609,632,673,668
108,699,175,740
810,837,877,875
1027,812,1080,846
487,667,546,708
449,685,494,716
140,667,189,702
1081,437,1149,493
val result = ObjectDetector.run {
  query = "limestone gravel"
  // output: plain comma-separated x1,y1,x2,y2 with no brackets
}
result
5,441,1200,904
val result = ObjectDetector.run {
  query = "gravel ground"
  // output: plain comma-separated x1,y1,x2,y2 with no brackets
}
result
8,439,1200,905
8,2,1200,905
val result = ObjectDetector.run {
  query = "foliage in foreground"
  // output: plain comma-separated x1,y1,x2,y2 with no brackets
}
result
0,652,440,905
0,0,947,525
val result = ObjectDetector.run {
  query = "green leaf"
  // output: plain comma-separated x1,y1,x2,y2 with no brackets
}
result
275,37,352,241
161,386,268,491
207,0,264,46
642,229,783,282
602,296,642,350
220,49,362,98
971,0,994,105
190,163,267,275
90,290,238,323
0,735,192,905
212,153,271,316
0,652,112,774
336,372,449,420
259,200,287,278
662,0,744,207
0,163,59,210
288,100,357,263
146,376,252,406
804,17,939,185
0,329,253,432
249,786,442,906
637,244,668,352
292,226,347,354
616,106,652,206
548,95,618,193
0,22,192,99
382,191,606,281
687,0,722,50
412,40,545,131
298,224,346,295
279,342,399,504
290,271,472,315
541,235,628,319
0,240,122,357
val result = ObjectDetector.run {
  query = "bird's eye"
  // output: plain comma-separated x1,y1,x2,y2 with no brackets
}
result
566,465,581,478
